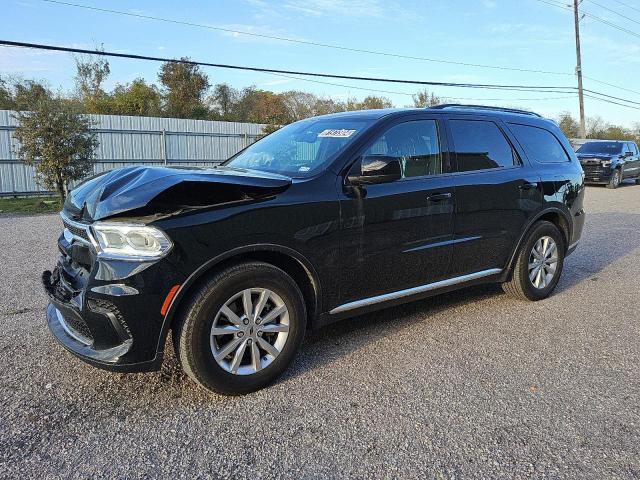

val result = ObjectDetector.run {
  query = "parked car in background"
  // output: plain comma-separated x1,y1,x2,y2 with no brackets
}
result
43,105,585,395
577,140,640,188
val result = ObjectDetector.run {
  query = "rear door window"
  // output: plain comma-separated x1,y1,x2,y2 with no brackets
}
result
449,120,518,172
508,123,570,164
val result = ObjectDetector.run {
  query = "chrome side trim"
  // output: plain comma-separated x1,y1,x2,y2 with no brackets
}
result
404,236,482,253
329,268,502,315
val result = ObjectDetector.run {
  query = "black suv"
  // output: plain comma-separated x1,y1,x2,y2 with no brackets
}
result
577,140,640,188
43,105,585,395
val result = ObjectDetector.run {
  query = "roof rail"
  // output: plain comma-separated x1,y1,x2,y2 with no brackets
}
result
429,104,542,118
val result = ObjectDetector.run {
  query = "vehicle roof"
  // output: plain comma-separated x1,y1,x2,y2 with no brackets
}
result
314,106,557,128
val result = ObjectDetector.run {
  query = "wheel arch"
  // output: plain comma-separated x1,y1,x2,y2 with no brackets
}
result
505,207,572,277
155,244,322,354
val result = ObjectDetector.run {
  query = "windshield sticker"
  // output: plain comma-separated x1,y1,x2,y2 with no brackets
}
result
318,129,357,138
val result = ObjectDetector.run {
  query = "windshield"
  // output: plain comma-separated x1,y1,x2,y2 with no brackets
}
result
577,142,623,155
224,117,374,177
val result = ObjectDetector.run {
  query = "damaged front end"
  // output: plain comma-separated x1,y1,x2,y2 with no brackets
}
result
42,212,177,371
43,165,292,371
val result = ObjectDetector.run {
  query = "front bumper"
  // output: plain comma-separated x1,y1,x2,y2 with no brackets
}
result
43,268,164,372
42,223,187,373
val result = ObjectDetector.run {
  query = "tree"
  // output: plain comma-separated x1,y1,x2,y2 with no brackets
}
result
412,89,444,108
12,80,50,111
111,79,162,116
345,95,393,111
159,58,210,119
586,116,608,139
0,76,14,110
280,90,318,122
209,83,239,120
557,112,581,138
231,87,290,124
312,97,345,116
74,49,111,114
12,90,98,205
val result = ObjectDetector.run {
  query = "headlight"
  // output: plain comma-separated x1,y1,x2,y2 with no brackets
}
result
601,160,612,167
91,223,173,260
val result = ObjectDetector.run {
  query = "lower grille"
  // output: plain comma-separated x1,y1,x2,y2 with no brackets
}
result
88,299,132,341
582,164,608,176
56,309,93,345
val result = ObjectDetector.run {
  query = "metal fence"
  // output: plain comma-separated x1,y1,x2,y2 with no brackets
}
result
0,110,266,196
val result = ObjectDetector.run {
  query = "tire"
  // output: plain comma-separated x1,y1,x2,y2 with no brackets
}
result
173,262,306,395
607,169,621,189
502,221,565,301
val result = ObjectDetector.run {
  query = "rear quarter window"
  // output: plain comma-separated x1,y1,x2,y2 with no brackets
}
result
509,123,570,164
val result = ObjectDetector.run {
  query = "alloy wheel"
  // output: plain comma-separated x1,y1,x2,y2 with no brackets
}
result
528,236,558,290
210,288,290,375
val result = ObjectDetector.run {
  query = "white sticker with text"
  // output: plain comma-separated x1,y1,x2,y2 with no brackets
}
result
318,129,357,138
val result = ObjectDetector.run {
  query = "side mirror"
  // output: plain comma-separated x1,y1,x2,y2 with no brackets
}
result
347,155,402,185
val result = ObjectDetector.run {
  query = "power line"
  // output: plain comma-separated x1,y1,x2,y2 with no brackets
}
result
585,0,640,25
537,0,640,39
584,93,640,110
0,40,578,93
610,0,640,15
584,75,640,96
266,71,577,102
40,0,574,76
3,40,638,111
37,0,640,100
584,88,640,106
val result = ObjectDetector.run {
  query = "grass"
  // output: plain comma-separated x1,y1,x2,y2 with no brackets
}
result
0,196,61,215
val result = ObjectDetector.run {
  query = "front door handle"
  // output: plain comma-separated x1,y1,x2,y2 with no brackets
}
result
426,192,453,202
518,182,538,191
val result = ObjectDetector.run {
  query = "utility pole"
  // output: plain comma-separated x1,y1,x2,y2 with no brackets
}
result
573,0,586,138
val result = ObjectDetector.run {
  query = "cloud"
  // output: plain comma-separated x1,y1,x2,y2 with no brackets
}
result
210,22,308,45
282,0,386,18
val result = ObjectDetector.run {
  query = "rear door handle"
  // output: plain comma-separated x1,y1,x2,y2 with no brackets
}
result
518,182,538,190
426,192,453,202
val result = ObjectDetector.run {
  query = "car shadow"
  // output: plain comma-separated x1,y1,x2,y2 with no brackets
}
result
557,211,640,292
279,210,640,384
282,283,502,383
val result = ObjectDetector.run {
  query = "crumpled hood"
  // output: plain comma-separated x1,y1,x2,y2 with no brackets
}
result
64,165,292,221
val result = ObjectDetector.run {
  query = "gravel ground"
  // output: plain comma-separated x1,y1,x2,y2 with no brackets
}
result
1,182,639,479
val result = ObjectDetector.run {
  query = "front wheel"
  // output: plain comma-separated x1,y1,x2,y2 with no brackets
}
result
502,221,565,301
174,262,306,395
607,169,621,189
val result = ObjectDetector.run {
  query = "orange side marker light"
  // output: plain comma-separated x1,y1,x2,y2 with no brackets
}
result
160,284,181,316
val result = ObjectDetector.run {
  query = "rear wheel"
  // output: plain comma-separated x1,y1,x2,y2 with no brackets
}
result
607,169,621,189
502,221,565,301
174,262,306,395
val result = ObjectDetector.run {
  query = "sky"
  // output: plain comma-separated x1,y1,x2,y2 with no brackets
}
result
1,0,639,127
